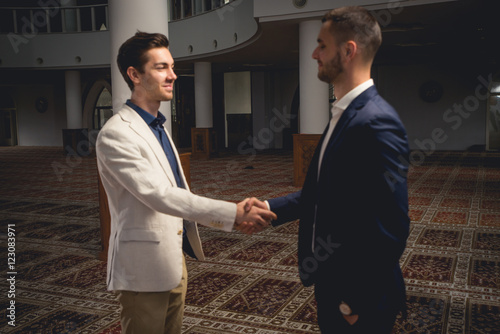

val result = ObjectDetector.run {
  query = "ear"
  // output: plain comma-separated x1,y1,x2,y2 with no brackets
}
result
127,66,141,86
344,41,357,61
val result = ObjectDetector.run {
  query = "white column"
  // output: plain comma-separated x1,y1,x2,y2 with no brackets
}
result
108,0,172,132
194,62,213,128
65,70,83,129
299,20,329,134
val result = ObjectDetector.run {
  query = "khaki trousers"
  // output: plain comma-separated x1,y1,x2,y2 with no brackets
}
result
115,257,188,334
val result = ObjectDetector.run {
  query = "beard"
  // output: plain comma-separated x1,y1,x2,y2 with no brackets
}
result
317,51,343,84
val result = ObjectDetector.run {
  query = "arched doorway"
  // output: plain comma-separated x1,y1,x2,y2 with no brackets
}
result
0,92,17,146
83,79,112,146
93,87,113,130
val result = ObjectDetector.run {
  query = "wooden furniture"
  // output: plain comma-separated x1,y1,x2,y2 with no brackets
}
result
293,134,321,187
191,128,217,159
98,152,192,261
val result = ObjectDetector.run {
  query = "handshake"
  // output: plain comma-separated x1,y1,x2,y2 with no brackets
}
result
234,197,275,235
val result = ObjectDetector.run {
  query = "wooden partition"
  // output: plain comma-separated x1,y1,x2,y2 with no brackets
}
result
293,134,321,187
191,128,217,159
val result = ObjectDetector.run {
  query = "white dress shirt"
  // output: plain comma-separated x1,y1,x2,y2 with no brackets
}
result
318,79,374,178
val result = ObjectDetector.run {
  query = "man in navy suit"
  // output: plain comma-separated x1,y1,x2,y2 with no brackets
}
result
246,6,410,333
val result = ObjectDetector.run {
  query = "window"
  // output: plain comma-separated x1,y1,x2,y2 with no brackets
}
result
93,88,112,130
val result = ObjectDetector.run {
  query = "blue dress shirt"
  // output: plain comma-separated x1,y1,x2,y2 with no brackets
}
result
126,100,184,188
126,100,197,258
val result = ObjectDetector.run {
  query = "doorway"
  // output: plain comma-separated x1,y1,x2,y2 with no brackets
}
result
487,73,500,150
172,76,196,149
0,93,17,146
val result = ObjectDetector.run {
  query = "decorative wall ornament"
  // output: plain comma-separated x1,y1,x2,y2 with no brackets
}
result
293,0,307,9
35,97,48,113
419,80,443,103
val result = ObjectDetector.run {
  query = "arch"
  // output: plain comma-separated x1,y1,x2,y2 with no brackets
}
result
82,78,112,145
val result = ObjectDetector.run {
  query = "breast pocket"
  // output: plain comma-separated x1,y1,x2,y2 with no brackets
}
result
119,229,161,242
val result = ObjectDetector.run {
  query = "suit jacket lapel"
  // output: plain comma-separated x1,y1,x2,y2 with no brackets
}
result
119,105,178,187
318,86,378,176
297,123,329,268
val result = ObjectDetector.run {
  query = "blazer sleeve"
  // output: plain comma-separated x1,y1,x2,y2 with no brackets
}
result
268,190,302,226
96,125,237,232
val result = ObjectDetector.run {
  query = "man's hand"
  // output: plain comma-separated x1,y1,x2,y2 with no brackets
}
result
243,197,269,211
343,314,359,325
235,198,276,235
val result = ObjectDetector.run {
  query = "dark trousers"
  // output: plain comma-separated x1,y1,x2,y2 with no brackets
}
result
314,284,400,334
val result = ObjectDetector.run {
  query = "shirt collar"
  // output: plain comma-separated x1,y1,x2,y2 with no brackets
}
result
331,79,374,114
126,99,166,127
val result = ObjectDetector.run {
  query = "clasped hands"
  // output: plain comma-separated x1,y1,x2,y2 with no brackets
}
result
234,197,275,235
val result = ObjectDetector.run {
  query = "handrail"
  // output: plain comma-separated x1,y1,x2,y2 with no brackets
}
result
0,4,108,34
0,1,239,34
1,4,108,10
169,0,237,21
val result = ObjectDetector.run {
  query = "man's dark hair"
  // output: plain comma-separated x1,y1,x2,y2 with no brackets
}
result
117,31,170,90
322,6,382,62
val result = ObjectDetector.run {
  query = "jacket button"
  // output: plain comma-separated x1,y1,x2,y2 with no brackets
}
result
178,230,183,235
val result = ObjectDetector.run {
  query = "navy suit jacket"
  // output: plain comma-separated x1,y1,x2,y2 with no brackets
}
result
268,86,410,315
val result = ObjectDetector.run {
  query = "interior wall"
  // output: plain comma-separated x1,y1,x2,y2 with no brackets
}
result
1,70,67,147
14,83,66,146
377,64,488,151
251,69,298,150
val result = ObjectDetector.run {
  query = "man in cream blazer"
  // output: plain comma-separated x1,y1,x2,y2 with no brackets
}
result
96,32,275,334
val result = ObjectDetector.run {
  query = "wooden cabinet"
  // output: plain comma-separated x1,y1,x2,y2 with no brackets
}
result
293,134,321,187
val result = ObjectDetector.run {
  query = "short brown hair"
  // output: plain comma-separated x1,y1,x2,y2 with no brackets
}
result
322,6,382,62
117,32,170,90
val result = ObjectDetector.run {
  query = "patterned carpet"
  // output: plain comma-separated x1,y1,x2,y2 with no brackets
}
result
0,146,499,333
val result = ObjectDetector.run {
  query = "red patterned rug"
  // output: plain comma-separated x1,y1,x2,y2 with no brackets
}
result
0,147,499,333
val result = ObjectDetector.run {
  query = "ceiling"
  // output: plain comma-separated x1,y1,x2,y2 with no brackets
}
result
175,0,499,75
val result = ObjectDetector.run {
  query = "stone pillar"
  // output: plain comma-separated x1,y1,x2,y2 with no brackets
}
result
63,70,89,156
65,70,82,129
299,20,329,133
294,20,330,186
192,62,216,158
108,0,172,132
101,0,174,260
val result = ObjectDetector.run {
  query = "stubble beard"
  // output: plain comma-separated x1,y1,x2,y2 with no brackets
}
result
318,52,343,84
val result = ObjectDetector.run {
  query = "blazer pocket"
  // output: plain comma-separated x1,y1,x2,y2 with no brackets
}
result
120,229,161,242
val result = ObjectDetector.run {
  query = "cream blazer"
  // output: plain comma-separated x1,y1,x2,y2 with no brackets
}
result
96,104,236,292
